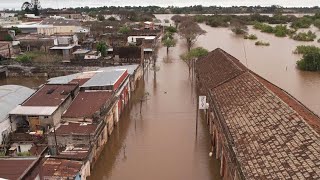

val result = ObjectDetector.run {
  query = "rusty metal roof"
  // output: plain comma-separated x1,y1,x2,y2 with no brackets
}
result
23,84,78,107
62,91,112,118
197,48,320,179
40,158,82,179
55,122,98,135
0,158,37,180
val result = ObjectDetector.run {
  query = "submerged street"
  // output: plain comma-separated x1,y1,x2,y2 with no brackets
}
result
89,39,221,180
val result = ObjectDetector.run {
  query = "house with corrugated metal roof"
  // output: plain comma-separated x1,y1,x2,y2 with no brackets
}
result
0,85,34,145
9,84,79,133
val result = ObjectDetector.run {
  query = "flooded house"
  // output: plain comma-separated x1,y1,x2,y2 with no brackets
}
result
38,158,90,180
9,84,79,133
196,48,320,179
0,85,34,145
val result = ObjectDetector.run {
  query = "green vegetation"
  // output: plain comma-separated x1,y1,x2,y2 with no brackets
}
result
4,34,13,41
108,16,116,21
118,26,131,34
97,14,105,21
294,45,320,71
254,22,274,33
292,31,317,41
230,19,248,35
244,34,258,40
255,41,270,46
180,47,209,73
291,16,313,29
294,45,320,55
96,42,108,57
165,26,177,33
297,52,320,71
9,26,22,35
16,53,34,63
17,151,32,156
314,19,320,29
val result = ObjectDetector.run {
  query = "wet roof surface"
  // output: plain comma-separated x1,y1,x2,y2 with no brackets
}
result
63,91,112,118
197,48,320,179
0,85,34,122
40,158,82,179
81,70,126,88
55,122,98,135
0,158,36,180
23,84,78,106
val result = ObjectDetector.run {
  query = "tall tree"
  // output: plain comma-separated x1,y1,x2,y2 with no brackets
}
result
178,19,206,52
162,37,176,54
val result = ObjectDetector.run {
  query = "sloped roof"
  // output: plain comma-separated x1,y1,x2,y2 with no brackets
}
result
81,70,126,88
40,158,82,179
197,48,320,179
63,91,112,118
0,85,34,122
22,84,78,107
196,48,247,88
0,158,37,180
40,18,81,26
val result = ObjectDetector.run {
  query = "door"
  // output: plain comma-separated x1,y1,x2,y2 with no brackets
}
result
28,116,40,131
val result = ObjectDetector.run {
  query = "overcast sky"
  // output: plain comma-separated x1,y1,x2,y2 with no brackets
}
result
0,0,319,10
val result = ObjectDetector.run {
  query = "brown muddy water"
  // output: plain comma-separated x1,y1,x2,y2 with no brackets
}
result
0,76,47,88
88,37,221,179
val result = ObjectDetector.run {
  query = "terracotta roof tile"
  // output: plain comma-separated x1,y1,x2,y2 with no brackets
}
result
197,48,320,179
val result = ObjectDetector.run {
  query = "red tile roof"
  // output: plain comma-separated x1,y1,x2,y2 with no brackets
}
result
0,159,36,180
23,84,78,106
196,48,247,88
55,122,98,135
63,91,112,118
196,48,320,179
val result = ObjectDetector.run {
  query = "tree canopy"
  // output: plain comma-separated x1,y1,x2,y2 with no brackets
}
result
178,18,206,51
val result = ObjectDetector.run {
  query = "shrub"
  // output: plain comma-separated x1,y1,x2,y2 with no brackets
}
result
294,45,320,54
118,26,131,34
244,34,258,40
291,17,313,29
165,26,177,33
297,52,320,71
16,54,34,63
292,31,317,41
255,41,270,46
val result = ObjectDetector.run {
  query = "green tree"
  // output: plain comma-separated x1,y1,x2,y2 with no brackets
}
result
162,33,176,54
97,14,105,21
118,26,131,34
180,47,208,73
96,42,108,57
314,19,320,29
165,26,177,33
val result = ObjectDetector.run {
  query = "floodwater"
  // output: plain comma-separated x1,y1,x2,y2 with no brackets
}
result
88,37,221,179
0,76,47,89
194,24,320,115
157,14,320,115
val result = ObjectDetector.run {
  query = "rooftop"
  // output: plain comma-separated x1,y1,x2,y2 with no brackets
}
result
22,84,78,107
0,158,38,180
55,122,98,135
40,18,81,26
81,70,127,88
0,85,34,122
40,158,82,179
63,91,112,118
197,48,320,179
